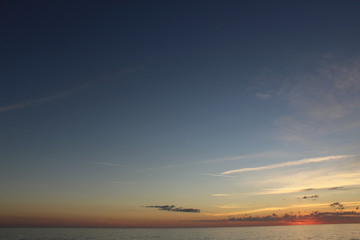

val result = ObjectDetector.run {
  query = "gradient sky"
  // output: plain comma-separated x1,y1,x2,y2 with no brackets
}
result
1,0,360,228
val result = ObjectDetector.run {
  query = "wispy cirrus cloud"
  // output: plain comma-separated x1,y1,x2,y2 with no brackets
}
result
253,170,360,195
222,155,351,175
216,205,242,209
260,55,360,145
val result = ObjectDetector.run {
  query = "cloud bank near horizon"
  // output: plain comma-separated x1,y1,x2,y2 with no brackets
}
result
199,211,360,224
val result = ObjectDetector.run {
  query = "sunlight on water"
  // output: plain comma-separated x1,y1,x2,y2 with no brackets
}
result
0,224,359,240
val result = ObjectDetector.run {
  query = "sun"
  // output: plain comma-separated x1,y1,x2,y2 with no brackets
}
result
288,218,320,226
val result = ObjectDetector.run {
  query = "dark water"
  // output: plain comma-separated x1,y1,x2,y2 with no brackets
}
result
1,224,359,240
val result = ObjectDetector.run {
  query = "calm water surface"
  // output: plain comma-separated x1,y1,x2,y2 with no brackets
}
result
1,224,359,240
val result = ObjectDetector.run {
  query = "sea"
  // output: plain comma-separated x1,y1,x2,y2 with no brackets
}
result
0,224,359,240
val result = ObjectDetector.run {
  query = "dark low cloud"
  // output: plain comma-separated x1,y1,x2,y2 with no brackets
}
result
145,205,200,213
225,214,282,222
330,202,345,210
297,195,319,200
199,211,360,223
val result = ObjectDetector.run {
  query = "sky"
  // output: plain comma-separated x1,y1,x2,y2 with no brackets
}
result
1,0,360,228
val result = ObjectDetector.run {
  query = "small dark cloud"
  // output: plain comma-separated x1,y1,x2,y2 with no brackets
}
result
297,195,319,200
145,205,200,213
328,187,345,190
330,202,345,210
302,188,315,191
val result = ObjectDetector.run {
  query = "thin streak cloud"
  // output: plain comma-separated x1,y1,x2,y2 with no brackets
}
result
222,155,351,175
0,67,143,113
109,181,136,184
211,194,231,197
161,151,292,169
82,161,123,167
0,86,85,113
202,173,235,178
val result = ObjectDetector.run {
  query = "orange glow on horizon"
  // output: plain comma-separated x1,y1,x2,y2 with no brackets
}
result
1,214,360,228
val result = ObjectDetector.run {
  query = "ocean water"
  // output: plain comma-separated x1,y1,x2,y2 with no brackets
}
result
0,224,359,240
